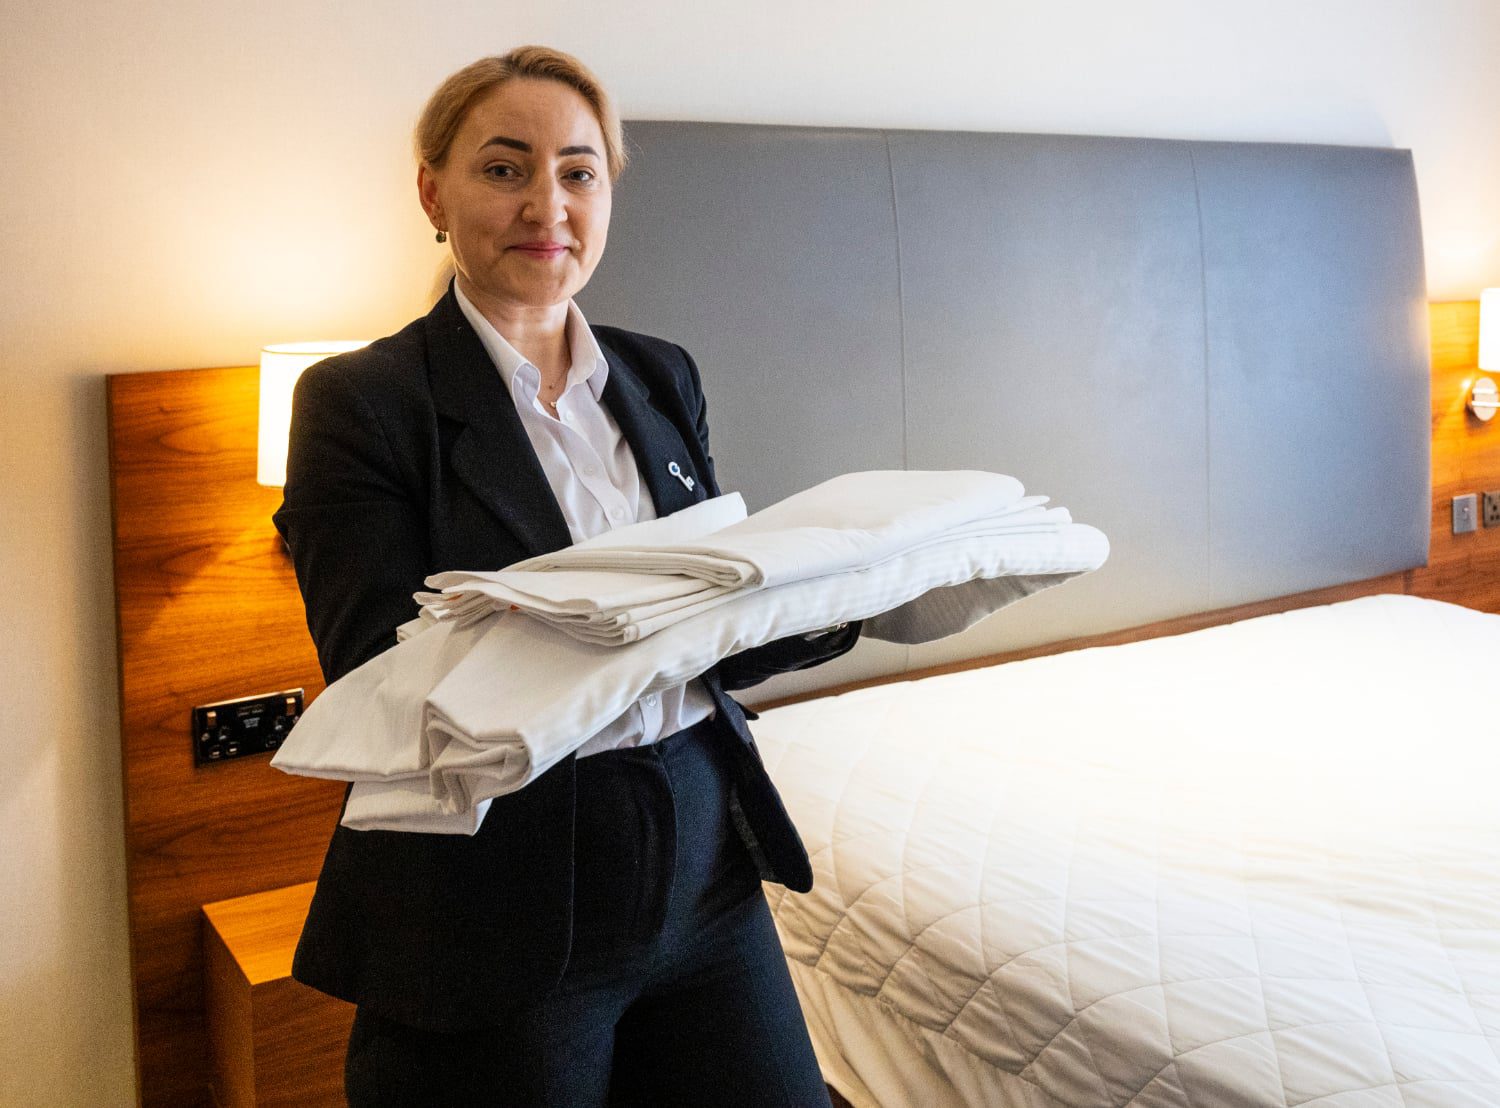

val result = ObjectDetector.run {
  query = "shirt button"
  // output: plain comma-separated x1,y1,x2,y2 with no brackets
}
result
608,506,624,520
644,694,658,706
562,411,575,423
583,464,599,477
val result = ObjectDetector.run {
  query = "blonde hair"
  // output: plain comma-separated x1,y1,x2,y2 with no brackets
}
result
414,46,627,181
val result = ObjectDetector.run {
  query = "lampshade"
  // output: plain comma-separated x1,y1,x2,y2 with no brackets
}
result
257,341,370,487
1481,288,1500,372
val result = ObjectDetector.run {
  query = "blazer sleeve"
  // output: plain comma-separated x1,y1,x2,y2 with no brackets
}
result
674,343,863,692
272,358,430,686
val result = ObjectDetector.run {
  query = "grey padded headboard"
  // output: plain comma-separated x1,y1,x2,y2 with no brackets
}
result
579,123,1431,690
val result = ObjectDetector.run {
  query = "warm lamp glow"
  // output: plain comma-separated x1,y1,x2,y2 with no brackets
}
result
257,341,370,487
1481,288,1500,372
1471,290,1500,422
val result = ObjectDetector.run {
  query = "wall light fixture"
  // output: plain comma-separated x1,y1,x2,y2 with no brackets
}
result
1471,288,1500,422
257,341,371,486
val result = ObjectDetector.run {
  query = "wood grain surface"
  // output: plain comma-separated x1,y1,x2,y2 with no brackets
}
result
248,978,354,1108
203,924,256,1108
110,302,1497,1105
202,883,318,987
202,883,351,1108
109,366,339,1107
1415,300,1500,610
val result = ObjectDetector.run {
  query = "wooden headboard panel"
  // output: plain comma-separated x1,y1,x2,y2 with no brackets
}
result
108,368,335,1105
108,302,1497,1105
1426,301,1500,610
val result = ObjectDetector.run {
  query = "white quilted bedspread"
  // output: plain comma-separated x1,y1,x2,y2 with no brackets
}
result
756,596,1500,1107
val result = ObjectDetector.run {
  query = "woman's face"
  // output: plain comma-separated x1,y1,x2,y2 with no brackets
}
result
420,78,612,314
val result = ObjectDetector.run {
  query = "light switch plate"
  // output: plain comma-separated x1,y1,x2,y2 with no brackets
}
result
1453,493,1478,534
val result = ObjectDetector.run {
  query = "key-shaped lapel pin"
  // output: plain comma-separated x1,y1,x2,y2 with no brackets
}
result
667,461,695,491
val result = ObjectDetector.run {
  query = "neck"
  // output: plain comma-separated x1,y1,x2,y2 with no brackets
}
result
456,275,571,382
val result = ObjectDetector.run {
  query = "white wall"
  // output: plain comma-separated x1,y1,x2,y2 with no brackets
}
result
2,1,1497,1101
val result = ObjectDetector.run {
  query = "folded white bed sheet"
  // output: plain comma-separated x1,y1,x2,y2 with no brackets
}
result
409,491,751,637
511,470,1036,587
270,471,1109,833
419,472,1062,645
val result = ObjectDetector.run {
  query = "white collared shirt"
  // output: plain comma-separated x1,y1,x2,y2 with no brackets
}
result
454,283,716,755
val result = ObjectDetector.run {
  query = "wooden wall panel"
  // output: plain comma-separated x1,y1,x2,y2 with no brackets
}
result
1409,300,1500,611
109,366,341,1107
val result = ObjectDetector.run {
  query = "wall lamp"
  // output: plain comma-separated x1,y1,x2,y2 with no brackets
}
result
1471,288,1500,422
257,342,370,487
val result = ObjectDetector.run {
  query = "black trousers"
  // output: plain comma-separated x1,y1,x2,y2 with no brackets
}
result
344,718,832,1107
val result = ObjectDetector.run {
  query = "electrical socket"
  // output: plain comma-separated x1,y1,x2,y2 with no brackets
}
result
1485,491,1500,528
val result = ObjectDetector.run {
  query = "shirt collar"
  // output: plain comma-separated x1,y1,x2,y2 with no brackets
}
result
453,281,609,402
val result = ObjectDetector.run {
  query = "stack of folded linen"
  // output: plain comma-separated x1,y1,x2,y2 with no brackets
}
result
410,491,754,641
416,471,1069,645
270,471,1109,834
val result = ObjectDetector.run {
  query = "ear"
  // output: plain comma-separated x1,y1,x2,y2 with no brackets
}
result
417,163,444,231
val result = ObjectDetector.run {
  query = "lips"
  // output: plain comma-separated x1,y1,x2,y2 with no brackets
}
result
511,242,569,258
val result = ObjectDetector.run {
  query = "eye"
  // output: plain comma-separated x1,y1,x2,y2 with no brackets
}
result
484,164,520,180
566,167,600,184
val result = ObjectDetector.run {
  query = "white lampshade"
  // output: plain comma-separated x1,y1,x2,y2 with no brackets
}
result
257,341,370,487
1481,288,1500,372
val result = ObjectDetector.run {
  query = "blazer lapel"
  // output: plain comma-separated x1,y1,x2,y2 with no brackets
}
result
598,341,707,519
426,289,573,558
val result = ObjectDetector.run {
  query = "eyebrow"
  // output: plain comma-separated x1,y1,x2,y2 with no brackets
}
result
478,136,600,158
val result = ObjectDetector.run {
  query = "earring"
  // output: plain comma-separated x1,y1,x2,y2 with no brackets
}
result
435,230,448,244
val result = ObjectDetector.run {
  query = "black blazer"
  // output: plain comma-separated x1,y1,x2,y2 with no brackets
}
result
273,286,859,1030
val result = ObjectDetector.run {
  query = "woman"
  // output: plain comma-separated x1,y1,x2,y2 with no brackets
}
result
274,46,860,1106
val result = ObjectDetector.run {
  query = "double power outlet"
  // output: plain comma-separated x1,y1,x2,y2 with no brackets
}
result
1453,490,1500,534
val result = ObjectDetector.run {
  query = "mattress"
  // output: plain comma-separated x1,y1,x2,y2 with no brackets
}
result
755,595,1500,1107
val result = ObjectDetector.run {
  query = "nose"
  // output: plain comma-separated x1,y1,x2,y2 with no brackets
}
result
521,174,567,227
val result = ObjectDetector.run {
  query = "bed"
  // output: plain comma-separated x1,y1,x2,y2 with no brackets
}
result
756,594,1500,1107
